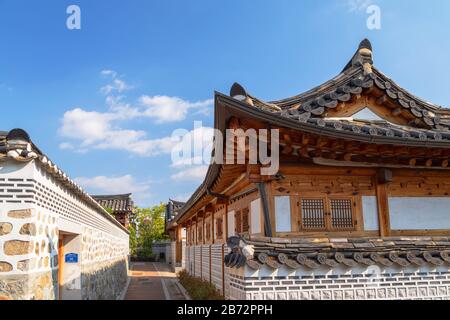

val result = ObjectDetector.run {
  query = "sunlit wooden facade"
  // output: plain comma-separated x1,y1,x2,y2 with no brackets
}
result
167,40,450,300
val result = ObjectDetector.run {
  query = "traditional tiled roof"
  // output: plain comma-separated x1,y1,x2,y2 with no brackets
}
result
166,199,187,227
170,199,186,212
0,129,129,233
92,194,134,213
225,236,450,270
172,39,450,225
229,39,450,144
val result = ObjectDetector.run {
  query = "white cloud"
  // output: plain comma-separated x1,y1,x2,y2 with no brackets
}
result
170,165,208,182
171,126,214,167
101,70,118,78
59,142,74,150
346,0,373,12
75,175,151,195
100,69,133,95
59,108,177,156
139,95,213,123
59,70,213,157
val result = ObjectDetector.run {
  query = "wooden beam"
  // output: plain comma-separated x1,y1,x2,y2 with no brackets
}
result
391,108,402,117
257,182,274,237
376,95,387,105
282,134,293,155
374,171,391,237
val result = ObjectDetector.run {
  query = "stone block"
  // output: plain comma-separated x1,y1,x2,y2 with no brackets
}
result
0,262,13,272
4,240,33,255
311,291,321,300
356,289,365,299
344,290,354,300
289,291,298,300
408,288,417,297
277,292,287,300
0,223,13,236
398,288,407,298
429,287,438,297
265,292,275,300
321,290,332,300
253,293,263,300
8,209,33,219
333,290,343,300
419,287,428,297
387,288,397,299
299,291,310,300
19,223,36,236
377,288,386,299
17,258,36,271
367,289,376,299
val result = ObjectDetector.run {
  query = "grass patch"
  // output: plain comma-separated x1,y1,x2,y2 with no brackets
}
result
177,270,224,300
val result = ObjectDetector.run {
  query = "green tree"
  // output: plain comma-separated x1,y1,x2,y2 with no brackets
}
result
132,204,168,258
128,222,138,256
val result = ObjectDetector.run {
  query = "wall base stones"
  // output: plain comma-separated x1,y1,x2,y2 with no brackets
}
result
81,258,128,300
0,270,57,300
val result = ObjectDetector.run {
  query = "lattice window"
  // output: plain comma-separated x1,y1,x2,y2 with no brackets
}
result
242,208,249,233
301,199,326,230
330,199,355,229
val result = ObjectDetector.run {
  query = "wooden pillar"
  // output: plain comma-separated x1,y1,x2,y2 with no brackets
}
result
176,225,182,264
211,207,215,245
194,214,198,245
248,164,275,237
257,182,274,237
224,202,229,240
375,169,392,237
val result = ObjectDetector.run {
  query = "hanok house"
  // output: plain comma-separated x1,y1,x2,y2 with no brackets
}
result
92,194,135,229
166,39,450,300
165,199,187,271
0,129,129,300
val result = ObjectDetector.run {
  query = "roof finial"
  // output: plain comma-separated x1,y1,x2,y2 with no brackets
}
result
230,82,248,101
359,38,372,51
230,82,255,106
342,38,374,74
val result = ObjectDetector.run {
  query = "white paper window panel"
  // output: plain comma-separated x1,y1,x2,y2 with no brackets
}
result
362,196,379,231
227,211,235,237
389,197,450,230
250,199,262,234
275,196,291,232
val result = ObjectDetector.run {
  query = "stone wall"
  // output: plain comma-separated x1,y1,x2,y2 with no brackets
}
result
0,159,129,300
81,258,128,300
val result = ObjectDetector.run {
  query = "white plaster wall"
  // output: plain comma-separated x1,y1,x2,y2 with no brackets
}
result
274,196,291,233
362,196,379,231
0,158,129,300
250,199,261,234
227,211,235,237
389,197,450,230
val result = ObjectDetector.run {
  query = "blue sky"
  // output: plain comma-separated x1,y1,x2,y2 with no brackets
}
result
1,0,450,206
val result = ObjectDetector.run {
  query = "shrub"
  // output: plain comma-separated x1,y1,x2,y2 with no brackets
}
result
178,270,224,300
